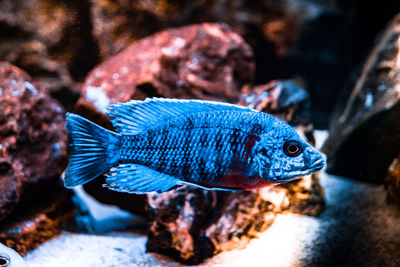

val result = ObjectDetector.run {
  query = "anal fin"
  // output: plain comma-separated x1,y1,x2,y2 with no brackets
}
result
105,164,180,194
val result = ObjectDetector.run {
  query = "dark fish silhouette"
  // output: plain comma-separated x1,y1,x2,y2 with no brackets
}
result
64,98,324,193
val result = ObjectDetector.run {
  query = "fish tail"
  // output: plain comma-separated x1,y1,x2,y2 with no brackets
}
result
64,113,120,188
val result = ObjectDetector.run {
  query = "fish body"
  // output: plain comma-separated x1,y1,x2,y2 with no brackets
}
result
65,98,324,193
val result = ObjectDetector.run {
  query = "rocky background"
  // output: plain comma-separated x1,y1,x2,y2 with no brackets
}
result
1,0,400,266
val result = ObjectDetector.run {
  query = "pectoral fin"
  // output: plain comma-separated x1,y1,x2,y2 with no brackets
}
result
105,164,181,194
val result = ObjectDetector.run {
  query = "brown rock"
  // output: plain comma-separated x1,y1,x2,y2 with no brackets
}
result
89,0,355,129
77,23,254,123
89,0,336,59
239,80,311,127
146,81,324,264
385,156,400,209
0,62,68,222
0,182,74,255
323,14,400,183
0,0,97,108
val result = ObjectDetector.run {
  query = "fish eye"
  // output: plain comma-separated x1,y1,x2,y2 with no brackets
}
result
0,256,9,267
283,140,302,157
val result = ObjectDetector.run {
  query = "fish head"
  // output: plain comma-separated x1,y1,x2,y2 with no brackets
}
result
252,119,325,183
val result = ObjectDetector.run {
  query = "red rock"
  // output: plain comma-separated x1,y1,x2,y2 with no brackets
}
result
239,80,311,126
0,0,96,108
385,156,400,209
77,23,254,121
80,23,253,214
146,173,324,264
0,62,68,222
146,188,276,264
0,183,74,256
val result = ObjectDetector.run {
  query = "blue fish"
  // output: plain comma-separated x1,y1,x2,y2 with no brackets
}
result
64,98,324,193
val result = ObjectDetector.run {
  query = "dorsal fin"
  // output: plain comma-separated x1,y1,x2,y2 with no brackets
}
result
106,98,257,134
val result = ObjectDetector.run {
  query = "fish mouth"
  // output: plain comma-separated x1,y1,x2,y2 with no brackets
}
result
308,157,325,172
309,158,325,172
271,158,325,182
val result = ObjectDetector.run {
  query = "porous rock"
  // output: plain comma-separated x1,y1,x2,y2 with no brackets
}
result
0,182,74,256
323,14,400,183
88,0,355,128
385,156,400,209
0,0,96,108
146,81,324,264
0,62,68,222
146,173,323,264
89,0,336,59
239,80,311,127
77,23,254,123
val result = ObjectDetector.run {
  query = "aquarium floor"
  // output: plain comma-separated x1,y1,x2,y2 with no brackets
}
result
24,133,400,267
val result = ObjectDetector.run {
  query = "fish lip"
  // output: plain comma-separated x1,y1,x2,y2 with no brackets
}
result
272,158,325,182
266,156,325,182
309,158,325,171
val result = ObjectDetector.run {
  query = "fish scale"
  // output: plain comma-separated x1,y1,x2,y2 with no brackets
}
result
119,115,250,184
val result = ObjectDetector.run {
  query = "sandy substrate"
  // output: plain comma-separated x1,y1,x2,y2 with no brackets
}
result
24,132,400,267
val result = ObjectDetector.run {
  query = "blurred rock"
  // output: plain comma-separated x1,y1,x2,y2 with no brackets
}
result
0,182,74,256
385,156,400,209
147,172,324,264
146,82,324,264
0,62,68,222
323,14,400,183
239,80,311,126
77,23,254,124
89,0,337,59
0,0,98,109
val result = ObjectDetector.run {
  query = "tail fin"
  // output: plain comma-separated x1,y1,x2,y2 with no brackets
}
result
64,113,120,188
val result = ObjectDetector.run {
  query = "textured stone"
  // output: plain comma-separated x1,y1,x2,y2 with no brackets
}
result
146,172,324,264
385,156,400,209
0,0,97,108
0,183,74,256
89,0,336,59
323,14,400,183
77,23,253,121
0,62,68,222
146,187,276,265
88,0,356,128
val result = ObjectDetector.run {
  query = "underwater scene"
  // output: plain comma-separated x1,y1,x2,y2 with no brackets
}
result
0,0,400,266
